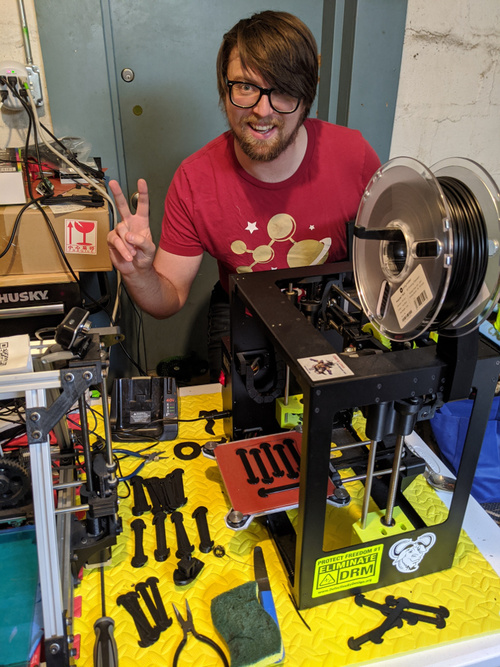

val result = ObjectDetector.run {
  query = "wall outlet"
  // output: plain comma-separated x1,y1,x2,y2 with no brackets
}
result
0,60,27,111
0,60,43,111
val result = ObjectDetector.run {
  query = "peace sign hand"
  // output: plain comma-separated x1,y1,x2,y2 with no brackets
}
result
107,178,156,276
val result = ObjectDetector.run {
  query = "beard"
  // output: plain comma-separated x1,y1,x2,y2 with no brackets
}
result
229,111,305,162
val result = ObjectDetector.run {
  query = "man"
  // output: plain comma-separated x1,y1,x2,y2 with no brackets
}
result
107,10,380,380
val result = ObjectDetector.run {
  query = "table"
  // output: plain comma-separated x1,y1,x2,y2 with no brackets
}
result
72,384,500,667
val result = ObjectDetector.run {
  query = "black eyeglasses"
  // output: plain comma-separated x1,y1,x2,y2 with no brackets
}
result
226,80,300,114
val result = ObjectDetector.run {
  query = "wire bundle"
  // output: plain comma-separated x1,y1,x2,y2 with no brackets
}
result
1,77,149,373
0,78,114,278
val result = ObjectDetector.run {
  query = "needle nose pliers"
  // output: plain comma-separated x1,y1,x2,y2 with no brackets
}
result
171,599,228,667
113,448,167,482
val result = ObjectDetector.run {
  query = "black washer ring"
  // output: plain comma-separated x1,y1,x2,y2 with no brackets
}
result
213,545,226,558
174,441,202,460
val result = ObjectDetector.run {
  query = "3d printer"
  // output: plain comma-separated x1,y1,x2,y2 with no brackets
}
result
219,156,500,610
0,307,123,665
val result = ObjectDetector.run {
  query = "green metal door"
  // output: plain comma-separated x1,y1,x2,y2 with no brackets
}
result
35,0,406,375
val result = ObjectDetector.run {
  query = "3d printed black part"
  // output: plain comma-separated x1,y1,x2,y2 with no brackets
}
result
174,441,201,460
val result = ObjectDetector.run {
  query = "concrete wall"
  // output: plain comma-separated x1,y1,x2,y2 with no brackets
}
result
0,0,53,144
390,0,500,184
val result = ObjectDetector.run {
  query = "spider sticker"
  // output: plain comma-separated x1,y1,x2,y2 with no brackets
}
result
297,353,354,381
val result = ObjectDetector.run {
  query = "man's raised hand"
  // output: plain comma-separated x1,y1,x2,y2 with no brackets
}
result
107,178,157,275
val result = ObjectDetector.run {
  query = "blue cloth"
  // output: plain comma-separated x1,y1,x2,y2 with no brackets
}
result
0,525,42,666
431,397,500,503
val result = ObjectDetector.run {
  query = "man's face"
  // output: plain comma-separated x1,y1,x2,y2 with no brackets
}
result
224,47,305,163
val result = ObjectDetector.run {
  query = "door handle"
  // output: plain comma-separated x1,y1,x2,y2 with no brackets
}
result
130,191,149,213
130,191,139,212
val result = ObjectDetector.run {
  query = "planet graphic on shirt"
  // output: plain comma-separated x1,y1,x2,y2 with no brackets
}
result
287,237,332,267
267,213,296,241
231,211,332,272
251,244,275,263
232,240,275,272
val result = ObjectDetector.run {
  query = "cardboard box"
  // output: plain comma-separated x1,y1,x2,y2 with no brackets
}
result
0,271,75,288
0,194,112,276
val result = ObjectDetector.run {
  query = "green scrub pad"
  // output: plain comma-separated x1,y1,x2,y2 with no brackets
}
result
211,581,283,667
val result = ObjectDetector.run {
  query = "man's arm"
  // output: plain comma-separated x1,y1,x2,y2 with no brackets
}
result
124,247,203,318
107,178,203,318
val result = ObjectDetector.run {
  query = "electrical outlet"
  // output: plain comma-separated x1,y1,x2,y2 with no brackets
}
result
0,60,27,111
0,60,44,111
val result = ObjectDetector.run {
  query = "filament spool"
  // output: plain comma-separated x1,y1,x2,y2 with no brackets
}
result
353,157,500,341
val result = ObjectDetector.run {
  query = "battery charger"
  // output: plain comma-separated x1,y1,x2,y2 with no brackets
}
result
109,376,178,442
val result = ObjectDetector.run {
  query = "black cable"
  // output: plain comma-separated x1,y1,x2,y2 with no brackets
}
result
34,327,57,341
66,409,100,438
0,415,25,425
38,123,76,157
38,123,105,180
4,79,116,324
115,441,159,454
137,311,144,373
115,456,131,498
110,425,161,442
7,80,147,381
0,398,26,422
116,341,147,376
0,425,27,449
41,193,105,207
32,206,115,319
0,198,46,258
109,411,231,442
0,87,52,258
119,282,149,373
87,404,104,432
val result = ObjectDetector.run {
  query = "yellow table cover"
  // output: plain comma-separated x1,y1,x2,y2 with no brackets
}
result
73,391,500,666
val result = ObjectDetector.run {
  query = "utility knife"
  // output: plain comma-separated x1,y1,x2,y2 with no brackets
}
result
253,546,280,629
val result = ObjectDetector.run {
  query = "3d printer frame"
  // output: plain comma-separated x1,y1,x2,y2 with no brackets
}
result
0,316,122,666
225,263,500,610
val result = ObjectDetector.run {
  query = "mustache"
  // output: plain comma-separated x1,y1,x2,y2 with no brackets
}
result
240,114,284,129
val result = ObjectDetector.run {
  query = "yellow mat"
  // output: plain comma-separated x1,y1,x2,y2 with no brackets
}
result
73,392,500,666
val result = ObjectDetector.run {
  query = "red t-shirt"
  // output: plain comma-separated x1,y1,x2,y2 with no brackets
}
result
160,118,380,292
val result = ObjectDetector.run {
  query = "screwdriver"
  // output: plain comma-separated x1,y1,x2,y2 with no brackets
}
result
93,564,119,667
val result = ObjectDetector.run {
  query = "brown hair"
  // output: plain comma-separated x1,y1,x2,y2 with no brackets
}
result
216,11,318,117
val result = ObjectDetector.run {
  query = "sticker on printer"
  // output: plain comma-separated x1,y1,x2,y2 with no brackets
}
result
65,219,98,255
313,544,384,597
388,532,436,573
297,353,354,381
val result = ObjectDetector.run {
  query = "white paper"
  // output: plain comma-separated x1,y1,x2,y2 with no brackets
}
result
0,334,33,374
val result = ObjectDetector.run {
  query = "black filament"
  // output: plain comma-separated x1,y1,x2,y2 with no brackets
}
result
436,176,487,329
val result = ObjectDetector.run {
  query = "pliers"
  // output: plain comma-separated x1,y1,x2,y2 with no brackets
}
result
171,600,228,667
113,448,167,482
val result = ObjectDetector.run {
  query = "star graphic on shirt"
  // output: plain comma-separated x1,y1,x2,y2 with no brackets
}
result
309,224,315,231
245,221,258,234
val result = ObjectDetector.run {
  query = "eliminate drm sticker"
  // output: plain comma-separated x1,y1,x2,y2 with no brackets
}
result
65,219,98,255
313,544,384,597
